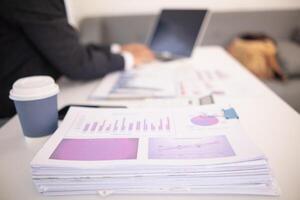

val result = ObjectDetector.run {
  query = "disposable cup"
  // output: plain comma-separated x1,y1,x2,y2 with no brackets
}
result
9,76,59,137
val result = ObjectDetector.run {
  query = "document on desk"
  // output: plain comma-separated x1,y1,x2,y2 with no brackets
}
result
31,105,279,196
89,65,228,100
89,68,179,99
89,59,264,103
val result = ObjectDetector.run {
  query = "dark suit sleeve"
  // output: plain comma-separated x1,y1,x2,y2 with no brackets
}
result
14,0,125,80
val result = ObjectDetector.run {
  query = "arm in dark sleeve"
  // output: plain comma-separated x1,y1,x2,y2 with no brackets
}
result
15,0,124,80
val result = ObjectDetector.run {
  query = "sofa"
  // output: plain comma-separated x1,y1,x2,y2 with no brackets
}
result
78,9,300,113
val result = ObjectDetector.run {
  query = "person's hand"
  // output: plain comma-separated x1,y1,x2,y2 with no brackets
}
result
121,43,155,66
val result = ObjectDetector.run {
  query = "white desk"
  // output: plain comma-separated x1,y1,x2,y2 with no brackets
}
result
1,46,300,200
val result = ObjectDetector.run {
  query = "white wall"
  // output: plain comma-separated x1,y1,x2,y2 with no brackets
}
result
66,0,300,27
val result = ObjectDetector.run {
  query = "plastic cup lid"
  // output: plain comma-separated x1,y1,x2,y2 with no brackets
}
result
9,76,59,101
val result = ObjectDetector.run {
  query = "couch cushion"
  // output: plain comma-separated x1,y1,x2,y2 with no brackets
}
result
277,41,300,78
264,79,300,113
291,27,300,44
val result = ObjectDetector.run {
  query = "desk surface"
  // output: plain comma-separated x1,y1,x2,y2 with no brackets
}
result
1,46,299,200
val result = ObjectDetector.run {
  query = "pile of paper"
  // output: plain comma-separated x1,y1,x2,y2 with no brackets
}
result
31,106,279,196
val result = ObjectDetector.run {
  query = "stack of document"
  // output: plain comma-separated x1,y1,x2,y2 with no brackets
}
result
31,105,279,196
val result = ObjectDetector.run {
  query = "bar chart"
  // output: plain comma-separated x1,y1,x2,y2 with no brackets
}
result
70,114,173,135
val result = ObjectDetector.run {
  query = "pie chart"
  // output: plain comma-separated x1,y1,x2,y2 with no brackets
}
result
190,115,219,126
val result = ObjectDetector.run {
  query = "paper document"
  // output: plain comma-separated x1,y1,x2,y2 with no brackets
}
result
89,64,228,100
31,105,279,196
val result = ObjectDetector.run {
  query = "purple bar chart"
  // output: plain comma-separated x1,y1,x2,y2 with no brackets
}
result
75,115,173,134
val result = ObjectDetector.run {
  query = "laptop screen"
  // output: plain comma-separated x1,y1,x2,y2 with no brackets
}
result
148,9,208,58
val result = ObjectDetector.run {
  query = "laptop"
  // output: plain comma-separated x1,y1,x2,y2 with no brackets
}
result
147,9,210,61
